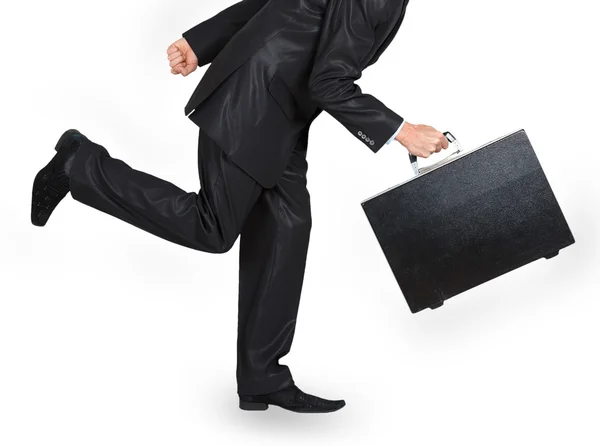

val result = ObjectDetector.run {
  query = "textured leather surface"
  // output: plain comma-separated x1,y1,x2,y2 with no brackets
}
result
239,384,345,413
183,0,409,187
361,130,575,313
30,130,82,226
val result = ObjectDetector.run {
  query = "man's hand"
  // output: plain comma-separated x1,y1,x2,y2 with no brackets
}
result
395,122,449,158
167,38,199,77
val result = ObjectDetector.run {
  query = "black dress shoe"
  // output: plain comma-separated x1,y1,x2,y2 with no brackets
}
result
31,129,86,226
239,384,346,413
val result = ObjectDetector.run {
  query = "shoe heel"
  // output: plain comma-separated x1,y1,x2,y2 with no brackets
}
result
55,129,81,152
239,399,268,411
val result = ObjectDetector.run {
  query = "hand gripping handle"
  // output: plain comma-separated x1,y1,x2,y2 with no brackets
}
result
408,131,461,175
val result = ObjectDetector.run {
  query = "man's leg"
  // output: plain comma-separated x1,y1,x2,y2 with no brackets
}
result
236,131,312,395
68,128,263,253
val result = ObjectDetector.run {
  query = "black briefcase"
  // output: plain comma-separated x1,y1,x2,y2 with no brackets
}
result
361,129,575,313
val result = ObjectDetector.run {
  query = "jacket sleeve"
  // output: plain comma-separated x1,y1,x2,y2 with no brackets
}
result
307,0,404,153
182,0,269,68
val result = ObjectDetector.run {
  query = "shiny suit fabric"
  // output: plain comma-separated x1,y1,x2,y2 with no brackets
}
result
67,0,409,395
183,0,409,188
69,127,311,395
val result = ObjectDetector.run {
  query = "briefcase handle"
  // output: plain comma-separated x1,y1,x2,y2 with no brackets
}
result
408,131,463,175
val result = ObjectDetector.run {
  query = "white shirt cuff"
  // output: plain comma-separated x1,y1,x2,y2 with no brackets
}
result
386,121,405,145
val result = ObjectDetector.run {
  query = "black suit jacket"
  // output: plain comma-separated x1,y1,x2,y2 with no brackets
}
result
182,0,409,188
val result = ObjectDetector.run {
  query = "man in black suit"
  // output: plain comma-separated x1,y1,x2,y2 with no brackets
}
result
32,0,449,413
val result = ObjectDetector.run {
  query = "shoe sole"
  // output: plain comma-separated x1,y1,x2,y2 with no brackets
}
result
238,399,345,413
31,129,81,226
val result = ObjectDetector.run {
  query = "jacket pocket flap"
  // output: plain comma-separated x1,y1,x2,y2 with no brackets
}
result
268,75,298,121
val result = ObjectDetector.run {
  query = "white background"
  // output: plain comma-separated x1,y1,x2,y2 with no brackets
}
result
1,0,599,444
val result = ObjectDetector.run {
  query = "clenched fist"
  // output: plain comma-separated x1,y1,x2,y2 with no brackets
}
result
395,122,449,158
167,38,198,77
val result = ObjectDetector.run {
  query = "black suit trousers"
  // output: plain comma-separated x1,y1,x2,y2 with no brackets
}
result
68,127,312,395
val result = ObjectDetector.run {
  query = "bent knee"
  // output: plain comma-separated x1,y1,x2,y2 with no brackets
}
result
219,236,237,253
189,231,238,254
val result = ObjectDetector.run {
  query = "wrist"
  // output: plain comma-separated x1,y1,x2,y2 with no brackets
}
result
395,121,413,147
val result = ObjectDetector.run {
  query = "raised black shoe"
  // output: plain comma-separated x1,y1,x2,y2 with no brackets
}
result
31,129,86,226
239,384,346,413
